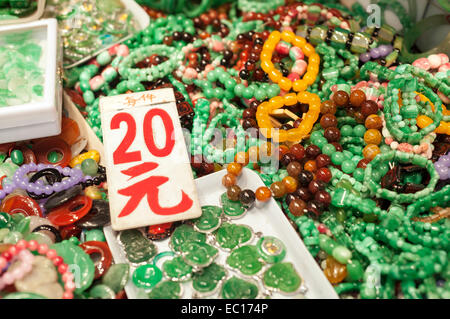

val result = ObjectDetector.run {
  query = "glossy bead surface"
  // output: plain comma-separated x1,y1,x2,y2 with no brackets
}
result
288,199,306,217
255,186,271,202
227,162,242,176
364,129,382,145
349,89,366,107
324,256,347,284
227,185,241,201
361,100,378,117
270,182,286,198
282,176,298,193
333,90,349,107
365,114,383,129
222,173,237,187
320,114,338,128
287,161,302,177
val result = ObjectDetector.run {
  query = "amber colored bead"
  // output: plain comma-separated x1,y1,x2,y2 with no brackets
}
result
324,127,341,142
304,160,317,172
255,186,272,202
222,173,237,187
333,90,349,107
306,145,321,158
353,111,366,124
308,180,325,194
316,154,331,168
58,117,80,146
357,158,371,168
320,114,338,128
298,170,314,186
324,256,347,285
270,181,286,198
278,145,290,160
285,193,298,206
315,190,331,206
320,100,337,114
227,185,242,201
287,161,302,177
234,151,249,166
227,162,242,176
364,129,382,145
363,144,381,160
290,144,305,160
316,167,332,183
288,199,306,217
365,114,383,129
349,89,366,107
282,176,298,193
361,100,378,117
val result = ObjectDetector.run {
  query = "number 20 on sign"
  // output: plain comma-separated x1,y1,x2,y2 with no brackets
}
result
100,88,202,231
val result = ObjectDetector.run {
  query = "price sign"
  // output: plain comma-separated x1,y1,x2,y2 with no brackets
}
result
100,88,202,231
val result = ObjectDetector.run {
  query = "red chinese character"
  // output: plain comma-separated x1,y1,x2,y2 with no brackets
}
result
117,162,193,218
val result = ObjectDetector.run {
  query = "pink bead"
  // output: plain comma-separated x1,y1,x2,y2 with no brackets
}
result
326,12,333,19
290,46,304,60
62,291,73,299
8,246,17,256
287,72,300,82
16,240,27,250
317,224,327,234
3,272,14,285
428,54,442,68
183,67,198,80
116,44,129,57
0,257,6,269
65,281,76,291
58,263,68,274
291,59,307,76
37,244,48,254
62,272,74,282
108,44,119,55
438,62,450,73
27,240,38,251
412,57,431,70
275,42,290,56
53,256,63,267
438,53,449,64
212,40,224,52
89,75,105,91
385,137,393,145
46,249,57,259
340,21,349,29
281,26,293,32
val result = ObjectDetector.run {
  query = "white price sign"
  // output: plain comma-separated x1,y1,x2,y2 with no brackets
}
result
100,88,201,231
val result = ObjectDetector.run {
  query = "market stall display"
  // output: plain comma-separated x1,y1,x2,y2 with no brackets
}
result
0,0,449,300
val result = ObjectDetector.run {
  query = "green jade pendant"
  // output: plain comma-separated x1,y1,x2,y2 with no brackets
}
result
262,262,302,294
220,192,247,219
192,263,227,296
214,222,253,250
256,236,286,263
118,229,157,264
192,205,222,233
162,256,193,281
148,281,182,299
180,241,219,269
132,264,163,289
221,276,259,299
169,224,206,252
226,245,264,276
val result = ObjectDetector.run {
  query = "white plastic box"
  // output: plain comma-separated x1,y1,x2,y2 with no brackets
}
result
0,18,62,143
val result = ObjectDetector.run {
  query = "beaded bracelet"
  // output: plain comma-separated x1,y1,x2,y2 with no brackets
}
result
0,240,76,299
260,30,319,92
256,91,321,142
0,249,34,290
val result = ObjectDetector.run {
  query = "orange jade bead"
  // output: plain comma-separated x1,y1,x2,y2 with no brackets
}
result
282,176,298,193
255,186,272,202
363,144,381,160
365,114,383,129
227,162,242,176
364,129,382,145
278,77,292,91
278,145,290,160
304,160,317,172
324,256,348,285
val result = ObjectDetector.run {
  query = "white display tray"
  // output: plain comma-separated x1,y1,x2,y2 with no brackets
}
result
104,168,338,299
0,18,62,143
63,0,150,69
